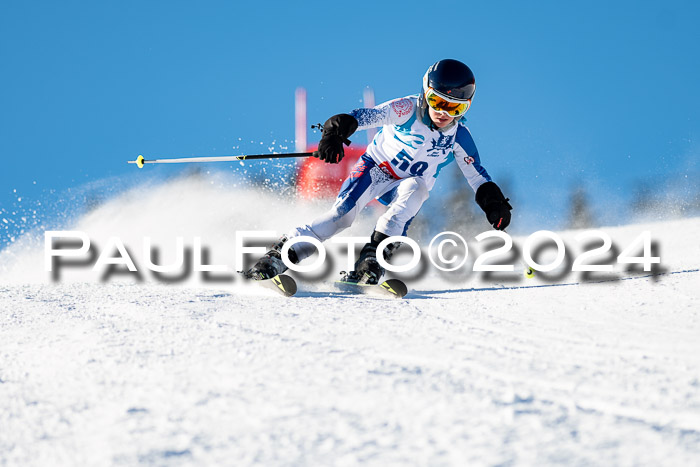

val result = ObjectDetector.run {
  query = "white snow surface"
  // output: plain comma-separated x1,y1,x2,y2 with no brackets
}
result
1,176,699,466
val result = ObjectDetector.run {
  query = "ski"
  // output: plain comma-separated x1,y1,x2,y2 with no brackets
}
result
238,269,408,299
333,277,408,299
240,273,298,297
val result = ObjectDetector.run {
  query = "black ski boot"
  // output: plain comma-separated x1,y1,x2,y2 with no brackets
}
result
244,235,299,281
345,231,399,285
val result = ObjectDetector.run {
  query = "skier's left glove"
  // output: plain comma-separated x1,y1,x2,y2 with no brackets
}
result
475,181,513,231
314,113,358,164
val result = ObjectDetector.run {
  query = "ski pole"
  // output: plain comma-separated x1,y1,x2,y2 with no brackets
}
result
127,152,315,169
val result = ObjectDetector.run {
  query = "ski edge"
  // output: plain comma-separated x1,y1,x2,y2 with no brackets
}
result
334,278,408,299
240,272,298,297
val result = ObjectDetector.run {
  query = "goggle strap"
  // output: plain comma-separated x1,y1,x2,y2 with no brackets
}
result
426,88,470,105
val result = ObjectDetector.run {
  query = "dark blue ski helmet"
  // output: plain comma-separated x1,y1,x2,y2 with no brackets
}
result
418,59,476,123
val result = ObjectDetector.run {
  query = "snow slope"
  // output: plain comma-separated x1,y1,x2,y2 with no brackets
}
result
1,175,699,466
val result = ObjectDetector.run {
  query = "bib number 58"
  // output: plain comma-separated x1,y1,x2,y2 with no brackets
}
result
391,150,428,176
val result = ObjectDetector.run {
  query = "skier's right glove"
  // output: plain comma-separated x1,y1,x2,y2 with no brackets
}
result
314,113,358,164
475,181,513,231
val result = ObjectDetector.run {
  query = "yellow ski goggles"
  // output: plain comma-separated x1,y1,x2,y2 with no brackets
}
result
425,88,471,117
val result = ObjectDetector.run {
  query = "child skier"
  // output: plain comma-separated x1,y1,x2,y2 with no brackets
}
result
245,59,512,285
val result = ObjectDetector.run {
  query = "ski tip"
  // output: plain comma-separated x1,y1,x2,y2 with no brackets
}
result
272,274,297,297
380,278,408,298
238,271,298,297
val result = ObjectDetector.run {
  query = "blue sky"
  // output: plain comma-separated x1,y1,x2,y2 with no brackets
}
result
1,0,698,245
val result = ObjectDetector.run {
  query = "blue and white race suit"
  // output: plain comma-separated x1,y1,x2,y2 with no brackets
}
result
289,95,493,261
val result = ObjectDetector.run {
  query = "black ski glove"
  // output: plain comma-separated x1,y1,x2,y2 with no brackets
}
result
314,113,358,164
475,181,513,231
